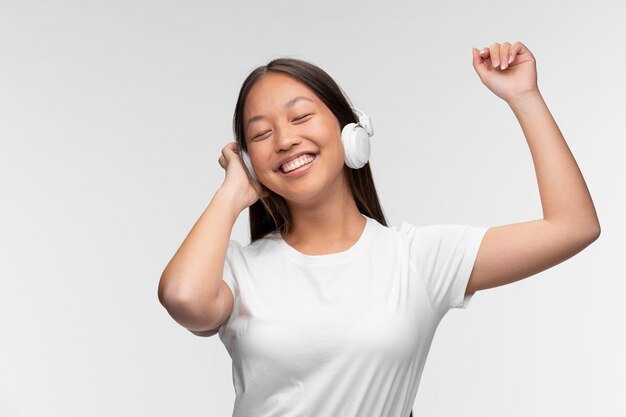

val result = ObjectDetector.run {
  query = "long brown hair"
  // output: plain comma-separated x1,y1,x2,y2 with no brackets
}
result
232,57,388,244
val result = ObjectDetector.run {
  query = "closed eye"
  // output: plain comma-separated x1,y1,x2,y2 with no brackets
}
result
252,114,312,140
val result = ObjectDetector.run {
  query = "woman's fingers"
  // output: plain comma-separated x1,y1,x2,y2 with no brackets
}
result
478,46,496,68
500,42,511,69
219,141,239,169
478,42,521,70
489,43,500,69
509,41,524,63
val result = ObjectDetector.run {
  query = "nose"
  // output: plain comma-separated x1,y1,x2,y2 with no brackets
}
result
273,122,302,153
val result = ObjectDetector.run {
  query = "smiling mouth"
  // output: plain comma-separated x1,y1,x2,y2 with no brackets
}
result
279,153,317,173
279,154,318,176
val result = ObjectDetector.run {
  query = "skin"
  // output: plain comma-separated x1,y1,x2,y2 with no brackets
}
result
242,72,367,255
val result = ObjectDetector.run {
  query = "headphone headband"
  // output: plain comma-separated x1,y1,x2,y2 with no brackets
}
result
353,108,374,137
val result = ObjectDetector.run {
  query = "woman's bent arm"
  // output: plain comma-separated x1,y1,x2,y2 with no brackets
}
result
158,187,244,332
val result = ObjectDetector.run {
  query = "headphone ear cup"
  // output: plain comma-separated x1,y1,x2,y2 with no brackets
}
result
341,122,371,169
240,149,258,182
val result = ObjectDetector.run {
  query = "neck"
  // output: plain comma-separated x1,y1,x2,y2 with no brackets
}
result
282,175,365,247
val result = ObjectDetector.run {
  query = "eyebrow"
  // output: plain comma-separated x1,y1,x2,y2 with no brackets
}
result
245,96,315,131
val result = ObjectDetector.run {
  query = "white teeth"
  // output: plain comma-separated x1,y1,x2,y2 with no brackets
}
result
281,154,315,173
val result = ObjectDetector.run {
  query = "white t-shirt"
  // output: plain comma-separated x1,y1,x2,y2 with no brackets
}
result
218,214,487,417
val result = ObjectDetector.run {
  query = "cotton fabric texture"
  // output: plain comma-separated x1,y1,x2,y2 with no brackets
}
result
218,214,487,417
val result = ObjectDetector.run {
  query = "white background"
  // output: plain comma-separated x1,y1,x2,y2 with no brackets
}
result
1,1,623,416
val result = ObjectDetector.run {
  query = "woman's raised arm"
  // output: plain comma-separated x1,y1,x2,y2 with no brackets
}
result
465,42,600,296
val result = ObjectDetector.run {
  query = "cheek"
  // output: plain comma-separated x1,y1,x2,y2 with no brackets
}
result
322,136,346,171
316,123,344,165
310,118,341,148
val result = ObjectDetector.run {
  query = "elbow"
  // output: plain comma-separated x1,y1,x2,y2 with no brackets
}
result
579,222,601,247
157,276,168,306
586,218,601,242
158,273,185,309
558,216,602,244
158,281,222,335
157,281,199,326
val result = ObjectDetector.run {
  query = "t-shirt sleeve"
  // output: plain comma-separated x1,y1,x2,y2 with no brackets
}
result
401,222,488,316
221,239,242,301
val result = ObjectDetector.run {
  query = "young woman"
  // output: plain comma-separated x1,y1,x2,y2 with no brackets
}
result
158,41,600,417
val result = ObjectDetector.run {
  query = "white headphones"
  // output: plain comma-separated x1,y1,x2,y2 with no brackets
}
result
240,107,374,182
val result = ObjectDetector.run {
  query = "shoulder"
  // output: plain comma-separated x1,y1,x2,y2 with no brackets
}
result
227,233,281,263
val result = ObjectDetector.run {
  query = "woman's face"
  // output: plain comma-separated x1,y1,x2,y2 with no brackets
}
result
243,72,346,204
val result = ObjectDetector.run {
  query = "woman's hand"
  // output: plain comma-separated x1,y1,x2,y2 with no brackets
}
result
471,41,539,104
218,141,270,210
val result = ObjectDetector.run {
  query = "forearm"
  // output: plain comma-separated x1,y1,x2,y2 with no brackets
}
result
158,187,243,306
508,91,600,235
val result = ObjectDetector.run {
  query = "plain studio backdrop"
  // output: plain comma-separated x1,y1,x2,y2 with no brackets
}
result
1,1,623,416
